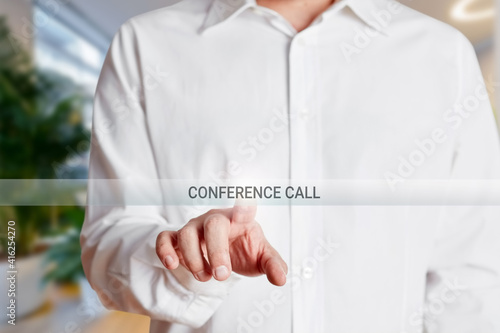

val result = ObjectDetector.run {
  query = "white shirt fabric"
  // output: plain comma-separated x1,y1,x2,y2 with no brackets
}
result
81,0,500,332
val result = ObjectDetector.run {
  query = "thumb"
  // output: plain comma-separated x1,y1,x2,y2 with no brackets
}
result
261,245,288,286
232,199,257,224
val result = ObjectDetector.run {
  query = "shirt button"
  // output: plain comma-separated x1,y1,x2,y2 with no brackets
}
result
181,294,192,302
301,266,314,279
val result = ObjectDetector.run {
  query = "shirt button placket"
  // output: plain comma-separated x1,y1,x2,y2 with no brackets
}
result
289,26,324,333
289,32,311,333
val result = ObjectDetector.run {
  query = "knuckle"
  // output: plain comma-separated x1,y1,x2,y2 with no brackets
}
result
156,230,167,242
178,226,197,241
188,259,203,268
245,222,262,235
204,215,222,229
184,257,204,271
208,250,228,263
156,231,170,247
207,209,218,215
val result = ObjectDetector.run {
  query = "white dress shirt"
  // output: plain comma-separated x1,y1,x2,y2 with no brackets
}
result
81,0,500,332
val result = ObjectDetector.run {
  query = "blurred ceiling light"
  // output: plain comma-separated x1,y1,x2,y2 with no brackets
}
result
451,0,494,21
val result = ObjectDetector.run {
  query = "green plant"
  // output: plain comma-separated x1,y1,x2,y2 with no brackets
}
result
44,228,85,284
0,16,90,260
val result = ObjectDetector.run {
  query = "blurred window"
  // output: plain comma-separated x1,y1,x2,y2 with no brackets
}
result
33,3,109,177
33,3,108,127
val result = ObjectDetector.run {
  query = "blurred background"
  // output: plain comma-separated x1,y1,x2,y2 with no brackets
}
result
0,0,498,332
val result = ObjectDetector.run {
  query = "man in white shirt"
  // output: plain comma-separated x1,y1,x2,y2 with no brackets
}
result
81,0,500,332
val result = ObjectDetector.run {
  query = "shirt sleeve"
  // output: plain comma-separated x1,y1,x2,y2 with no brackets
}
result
80,20,240,328
424,32,500,333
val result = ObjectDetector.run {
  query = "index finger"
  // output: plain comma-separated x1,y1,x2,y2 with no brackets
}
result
232,199,257,224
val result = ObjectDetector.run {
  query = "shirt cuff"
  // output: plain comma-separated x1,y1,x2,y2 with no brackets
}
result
131,222,242,327
168,265,242,327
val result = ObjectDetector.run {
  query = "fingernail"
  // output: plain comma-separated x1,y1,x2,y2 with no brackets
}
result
214,266,229,280
195,270,211,281
163,255,174,268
